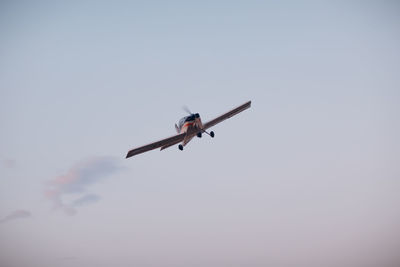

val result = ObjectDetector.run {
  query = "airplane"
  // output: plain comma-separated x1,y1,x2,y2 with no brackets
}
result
125,100,251,158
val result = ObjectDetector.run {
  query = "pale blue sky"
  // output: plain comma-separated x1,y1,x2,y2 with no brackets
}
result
1,1,400,267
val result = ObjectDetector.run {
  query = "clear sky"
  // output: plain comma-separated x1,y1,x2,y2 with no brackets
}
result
1,1,399,267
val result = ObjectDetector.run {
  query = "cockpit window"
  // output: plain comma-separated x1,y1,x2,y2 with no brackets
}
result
186,115,195,122
178,115,195,128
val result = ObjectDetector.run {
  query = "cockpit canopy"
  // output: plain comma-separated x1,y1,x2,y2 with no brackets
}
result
178,113,200,128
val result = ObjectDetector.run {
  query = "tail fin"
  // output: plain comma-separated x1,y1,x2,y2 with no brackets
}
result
175,124,180,133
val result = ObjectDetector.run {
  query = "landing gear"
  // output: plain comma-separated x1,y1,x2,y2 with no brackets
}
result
178,144,183,151
200,129,215,138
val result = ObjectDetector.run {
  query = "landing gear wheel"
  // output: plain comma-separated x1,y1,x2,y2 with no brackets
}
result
197,132,202,138
210,131,215,138
178,144,184,151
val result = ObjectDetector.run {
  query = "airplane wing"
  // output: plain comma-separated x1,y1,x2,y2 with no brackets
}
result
126,133,186,158
203,101,251,130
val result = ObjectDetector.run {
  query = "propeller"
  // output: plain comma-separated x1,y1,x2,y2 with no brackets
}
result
182,105,192,115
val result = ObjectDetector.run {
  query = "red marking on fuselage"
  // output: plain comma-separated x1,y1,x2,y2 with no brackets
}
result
180,122,195,133
184,122,194,127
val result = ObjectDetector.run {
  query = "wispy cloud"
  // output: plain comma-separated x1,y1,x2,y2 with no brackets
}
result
44,156,123,216
72,194,101,207
1,159,16,169
0,210,31,224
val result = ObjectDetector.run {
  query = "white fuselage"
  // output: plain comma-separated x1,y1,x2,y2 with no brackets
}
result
177,113,203,146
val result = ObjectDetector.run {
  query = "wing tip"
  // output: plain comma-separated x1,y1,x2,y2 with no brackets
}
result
126,151,134,159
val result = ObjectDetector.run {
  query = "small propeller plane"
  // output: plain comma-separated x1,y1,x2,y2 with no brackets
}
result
125,100,251,158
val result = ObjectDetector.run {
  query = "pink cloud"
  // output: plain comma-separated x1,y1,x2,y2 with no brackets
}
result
1,159,16,169
44,156,123,216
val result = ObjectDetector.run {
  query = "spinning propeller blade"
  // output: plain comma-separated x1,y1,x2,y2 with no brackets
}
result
182,105,192,115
